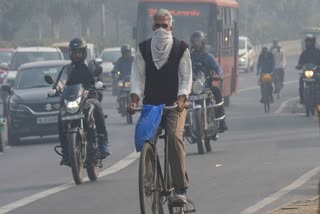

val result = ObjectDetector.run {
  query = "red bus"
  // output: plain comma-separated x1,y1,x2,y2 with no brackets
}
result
134,0,239,105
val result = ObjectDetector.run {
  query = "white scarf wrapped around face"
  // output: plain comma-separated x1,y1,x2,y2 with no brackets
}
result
151,28,173,70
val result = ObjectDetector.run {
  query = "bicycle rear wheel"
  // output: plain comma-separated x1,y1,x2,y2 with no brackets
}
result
139,142,161,214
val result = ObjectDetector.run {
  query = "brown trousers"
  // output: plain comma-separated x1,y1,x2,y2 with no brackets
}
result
162,108,188,190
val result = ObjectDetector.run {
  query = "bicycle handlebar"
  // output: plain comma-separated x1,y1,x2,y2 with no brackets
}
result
130,105,178,112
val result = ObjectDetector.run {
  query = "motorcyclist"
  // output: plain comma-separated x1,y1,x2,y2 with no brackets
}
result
296,34,320,104
190,31,228,133
50,38,111,165
257,46,275,103
112,44,134,80
112,44,134,112
111,45,134,96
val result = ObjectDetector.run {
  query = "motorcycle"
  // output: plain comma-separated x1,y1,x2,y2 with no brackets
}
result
185,63,224,154
116,74,132,124
45,75,105,185
300,64,320,116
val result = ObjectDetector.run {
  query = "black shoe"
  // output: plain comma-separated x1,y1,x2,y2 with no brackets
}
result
59,156,70,166
218,120,228,133
58,148,70,166
98,134,112,159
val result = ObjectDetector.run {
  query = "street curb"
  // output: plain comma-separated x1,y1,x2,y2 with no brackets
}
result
274,97,305,114
263,196,319,214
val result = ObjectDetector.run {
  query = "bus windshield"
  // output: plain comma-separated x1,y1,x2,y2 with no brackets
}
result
138,3,211,43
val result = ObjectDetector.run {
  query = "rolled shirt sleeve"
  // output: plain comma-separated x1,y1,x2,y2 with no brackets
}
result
178,48,192,97
208,53,223,76
130,47,146,99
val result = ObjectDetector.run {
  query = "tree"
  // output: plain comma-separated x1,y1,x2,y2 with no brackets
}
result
0,0,34,40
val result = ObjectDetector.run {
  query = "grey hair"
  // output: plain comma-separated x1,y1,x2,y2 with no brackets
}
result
153,9,173,26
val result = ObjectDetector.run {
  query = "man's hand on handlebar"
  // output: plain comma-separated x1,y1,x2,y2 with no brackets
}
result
176,95,187,112
48,88,60,97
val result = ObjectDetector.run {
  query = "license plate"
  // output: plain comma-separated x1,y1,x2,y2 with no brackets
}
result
61,114,84,121
304,79,315,82
37,116,58,124
189,94,208,101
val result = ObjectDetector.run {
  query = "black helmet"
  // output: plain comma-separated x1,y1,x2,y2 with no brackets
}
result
121,44,132,55
191,31,206,50
69,38,87,64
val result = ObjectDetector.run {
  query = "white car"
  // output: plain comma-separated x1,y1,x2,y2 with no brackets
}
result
4,47,64,85
1,47,63,105
238,36,255,72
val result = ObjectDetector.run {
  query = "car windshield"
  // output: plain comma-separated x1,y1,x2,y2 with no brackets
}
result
15,65,62,89
0,51,13,64
10,52,61,70
100,50,121,63
239,39,246,50
58,47,70,60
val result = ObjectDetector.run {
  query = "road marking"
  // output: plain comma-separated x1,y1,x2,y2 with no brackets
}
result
238,80,298,93
274,96,299,114
240,166,320,214
0,152,140,214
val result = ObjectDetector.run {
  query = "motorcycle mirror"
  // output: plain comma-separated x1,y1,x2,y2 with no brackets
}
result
44,75,54,84
95,81,104,90
0,63,9,71
94,58,103,66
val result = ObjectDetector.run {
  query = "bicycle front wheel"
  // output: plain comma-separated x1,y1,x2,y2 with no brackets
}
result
139,142,161,214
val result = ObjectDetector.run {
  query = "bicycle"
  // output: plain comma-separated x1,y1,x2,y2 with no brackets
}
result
132,105,196,214
273,68,283,99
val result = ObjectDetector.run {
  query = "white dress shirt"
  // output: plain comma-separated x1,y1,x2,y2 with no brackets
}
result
273,50,286,69
130,46,193,100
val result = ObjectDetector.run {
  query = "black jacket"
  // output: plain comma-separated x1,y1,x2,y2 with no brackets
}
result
298,47,320,66
257,52,275,74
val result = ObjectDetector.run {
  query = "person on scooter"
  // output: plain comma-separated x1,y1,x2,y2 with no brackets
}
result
190,31,228,133
50,38,111,165
296,34,320,104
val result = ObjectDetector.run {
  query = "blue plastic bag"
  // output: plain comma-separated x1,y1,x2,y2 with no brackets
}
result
134,104,165,152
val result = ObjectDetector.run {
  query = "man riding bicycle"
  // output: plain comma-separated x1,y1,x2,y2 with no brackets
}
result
257,46,275,103
272,44,286,93
129,9,192,204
